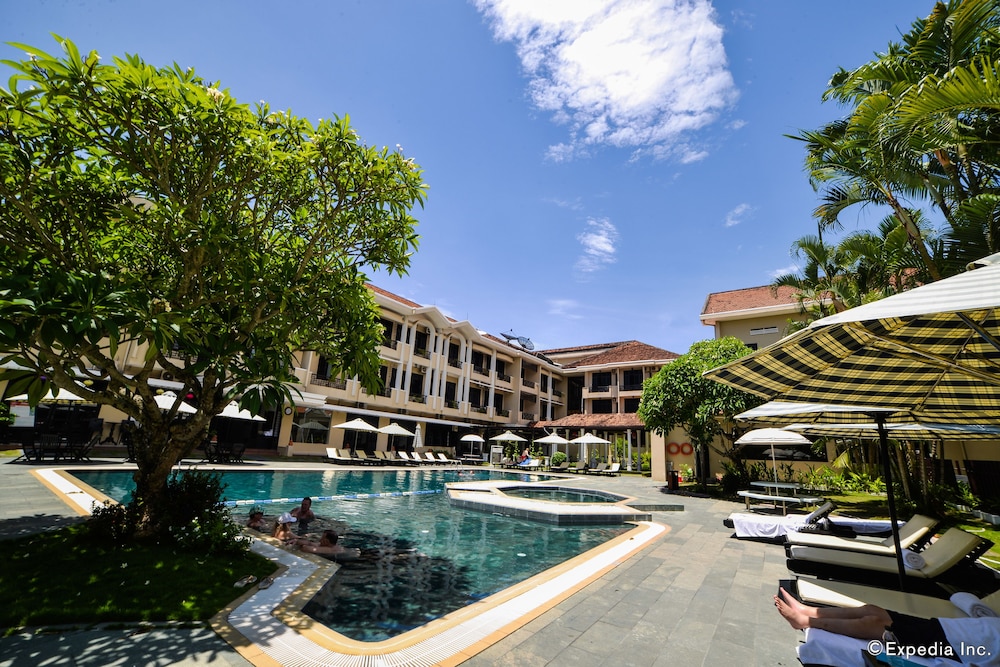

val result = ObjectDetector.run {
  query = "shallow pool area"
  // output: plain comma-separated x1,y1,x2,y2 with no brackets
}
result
70,467,634,642
501,486,625,503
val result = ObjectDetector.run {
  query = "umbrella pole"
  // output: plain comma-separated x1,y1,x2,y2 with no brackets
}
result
877,415,907,591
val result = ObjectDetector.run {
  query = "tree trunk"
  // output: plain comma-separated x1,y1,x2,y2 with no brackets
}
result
130,414,210,537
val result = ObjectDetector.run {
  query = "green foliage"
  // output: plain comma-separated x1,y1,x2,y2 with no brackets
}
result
796,466,887,495
89,470,248,555
550,450,567,466
639,337,763,482
0,37,426,529
0,524,273,629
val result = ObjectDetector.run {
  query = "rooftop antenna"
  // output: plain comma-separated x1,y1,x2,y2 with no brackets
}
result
500,330,535,351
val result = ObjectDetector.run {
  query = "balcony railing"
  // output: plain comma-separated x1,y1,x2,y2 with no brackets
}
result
164,349,193,361
363,386,393,397
521,411,535,421
445,400,459,409
620,383,643,392
382,339,398,350
409,393,426,404
471,406,488,414
521,379,535,388
473,365,489,377
588,385,611,393
448,358,463,369
552,389,563,398
311,374,347,390
497,372,511,383
414,348,430,359
495,408,510,418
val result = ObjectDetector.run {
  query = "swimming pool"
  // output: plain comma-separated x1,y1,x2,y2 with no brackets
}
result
71,468,632,642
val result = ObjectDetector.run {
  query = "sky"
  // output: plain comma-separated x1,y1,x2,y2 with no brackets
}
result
4,0,933,355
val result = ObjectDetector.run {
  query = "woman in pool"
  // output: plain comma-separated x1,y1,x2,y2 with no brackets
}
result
299,530,361,560
272,512,298,543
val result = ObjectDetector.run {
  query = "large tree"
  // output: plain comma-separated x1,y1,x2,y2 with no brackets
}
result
638,337,763,485
0,38,426,531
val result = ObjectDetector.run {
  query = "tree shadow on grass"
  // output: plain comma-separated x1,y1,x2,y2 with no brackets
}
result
0,514,85,541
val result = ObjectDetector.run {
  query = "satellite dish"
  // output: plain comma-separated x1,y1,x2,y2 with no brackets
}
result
500,330,534,350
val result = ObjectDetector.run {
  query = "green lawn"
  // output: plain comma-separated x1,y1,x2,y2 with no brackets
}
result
0,524,276,633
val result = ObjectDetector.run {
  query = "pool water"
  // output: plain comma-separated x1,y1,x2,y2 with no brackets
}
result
72,469,631,642
501,486,624,503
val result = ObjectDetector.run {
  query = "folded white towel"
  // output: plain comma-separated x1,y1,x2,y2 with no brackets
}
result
951,591,998,618
902,550,925,570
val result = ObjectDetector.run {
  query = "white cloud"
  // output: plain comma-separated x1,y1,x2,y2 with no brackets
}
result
547,298,584,319
769,264,799,279
575,217,618,276
544,196,585,211
724,202,753,227
474,0,737,161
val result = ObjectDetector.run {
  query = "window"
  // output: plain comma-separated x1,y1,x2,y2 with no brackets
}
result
622,369,643,390
591,399,613,414
624,398,641,413
316,355,330,380
540,374,549,392
750,326,779,336
590,372,612,391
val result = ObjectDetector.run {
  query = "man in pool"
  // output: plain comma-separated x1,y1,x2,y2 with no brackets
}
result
299,530,361,560
291,496,316,533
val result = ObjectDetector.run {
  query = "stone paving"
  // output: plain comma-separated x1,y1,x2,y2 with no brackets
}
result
0,456,803,666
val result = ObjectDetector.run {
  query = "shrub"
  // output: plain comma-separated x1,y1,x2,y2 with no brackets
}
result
551,451,567,466
88,469,249,555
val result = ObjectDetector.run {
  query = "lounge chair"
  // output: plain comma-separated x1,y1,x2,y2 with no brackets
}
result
436,452,460,465
398,451,425,465
785,514,937,555
795,577,1000,620
326,447,355,464
787,527,993,581
354,450,381,465
586,462,607,475
601,462,621,476
548,461,570,473
422,451,438,464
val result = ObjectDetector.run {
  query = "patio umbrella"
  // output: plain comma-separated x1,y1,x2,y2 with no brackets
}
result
332,417,380,432
218,401,266,421
571,432,610,465
535,432,570,459
707,254,1000,588
735,428,811,483
459,434,485,443
379,422,414,451
489,430,526,442
8,388,91,403
152,392,197,414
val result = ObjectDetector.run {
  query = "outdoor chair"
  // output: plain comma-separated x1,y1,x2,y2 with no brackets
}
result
795,578,1000,620
601,462,621,476
785,513,937,555
326,448,354,464
436,452,460,465
548,461,570,473
787,527,993,583
229,443,246,463
587,462,607,475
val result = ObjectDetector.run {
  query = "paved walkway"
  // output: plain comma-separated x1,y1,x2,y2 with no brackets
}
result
0,456,802,666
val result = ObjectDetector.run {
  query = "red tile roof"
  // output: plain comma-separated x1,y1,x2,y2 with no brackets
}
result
701,285,799,316
535,413,645,429
562,340,678,368
368,284,424,309
538,341,632,355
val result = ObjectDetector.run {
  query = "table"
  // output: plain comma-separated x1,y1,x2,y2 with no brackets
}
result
738,481,824,514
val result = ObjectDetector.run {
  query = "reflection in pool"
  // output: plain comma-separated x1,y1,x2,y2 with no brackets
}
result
71,468,631,642
501,486,625,503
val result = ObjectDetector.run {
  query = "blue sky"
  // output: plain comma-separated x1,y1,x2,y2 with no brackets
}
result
5,1,931,354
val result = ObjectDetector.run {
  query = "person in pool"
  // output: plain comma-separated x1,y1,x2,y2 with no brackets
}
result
246,509,267,531
272,512,298,544
291,497,316,532
299,530,361,560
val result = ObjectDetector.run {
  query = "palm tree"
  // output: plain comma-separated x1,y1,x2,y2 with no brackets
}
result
811,0,1000,275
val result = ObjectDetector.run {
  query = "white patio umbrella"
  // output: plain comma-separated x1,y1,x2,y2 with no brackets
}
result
8,388,91,402
460,434,485,443
379,422,415,451
535,432,570,459
152,391,197,414
489,430,526,442
735,427,811,484
218,401,266,421
332,417,380,432
571,432,610,465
